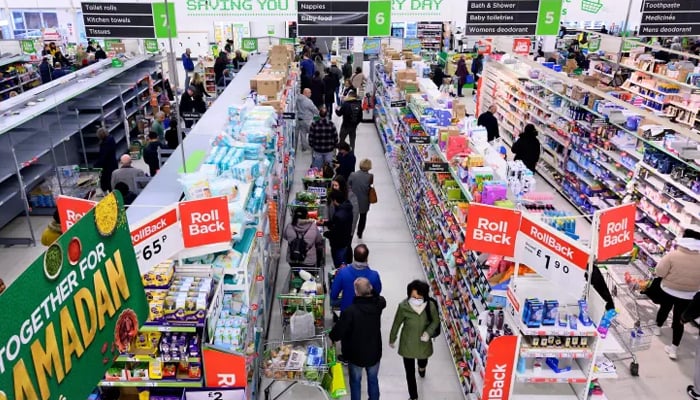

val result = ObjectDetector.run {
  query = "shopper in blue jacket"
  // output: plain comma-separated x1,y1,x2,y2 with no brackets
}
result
182,48,195,88
330,244,382,312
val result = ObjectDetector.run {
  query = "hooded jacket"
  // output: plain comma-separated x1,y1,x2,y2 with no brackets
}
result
283,219,324,267
512,128,541,172
329,294,386,367
656,241,700,293
323,199,353,249
389,299,440,360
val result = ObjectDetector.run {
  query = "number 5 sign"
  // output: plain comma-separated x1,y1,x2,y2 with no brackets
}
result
536,0,563,36
130,206,184,273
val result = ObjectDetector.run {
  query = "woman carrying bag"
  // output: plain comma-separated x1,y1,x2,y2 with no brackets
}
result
348,158,375,239
389,280,440,400
283,206,324,270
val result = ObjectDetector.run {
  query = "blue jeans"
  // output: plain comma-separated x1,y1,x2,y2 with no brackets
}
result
348,362,380,400
331,246,347,267
312,151,335,169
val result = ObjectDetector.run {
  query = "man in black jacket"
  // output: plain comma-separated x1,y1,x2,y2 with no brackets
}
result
477,104,499,143
329,277,385,400
335,90,363,151
324,190,353,267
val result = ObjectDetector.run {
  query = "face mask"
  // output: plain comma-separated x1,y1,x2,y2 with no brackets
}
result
409,298,424,307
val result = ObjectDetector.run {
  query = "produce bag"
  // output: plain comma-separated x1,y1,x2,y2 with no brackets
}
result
290,310,315,339
322,361,347,398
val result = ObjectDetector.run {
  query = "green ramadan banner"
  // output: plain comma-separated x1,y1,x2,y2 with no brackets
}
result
0,192,148,400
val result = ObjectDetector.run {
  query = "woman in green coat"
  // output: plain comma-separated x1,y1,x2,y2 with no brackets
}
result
389,280,440,400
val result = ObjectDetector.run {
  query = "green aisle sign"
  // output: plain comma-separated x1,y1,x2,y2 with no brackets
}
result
242,38,258,52
280,38,296,45
0,192,148,400
152,2,177,39
104,39,122,51
536,0,563,36
144,39,159,53
20,40,36,54
368,0,392,37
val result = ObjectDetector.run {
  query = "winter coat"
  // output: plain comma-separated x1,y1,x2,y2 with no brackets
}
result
328,190,359,235
432,67,446,88
322,75,336,104
95,135,118,192
389,299,440,360
656,244,700,293
309,76,325,107
512,130,541,172
182,53,195,72
300,58,315,78
335,151,356,181
329,65,343,89
342,62,353,79
456,59,468,84
330,263,383,312
323,200,353,249
477,111,499,142
39,60,52,84
329,295,386,367
348,170,373,213
41,220,62,246
179,91,195,115
283,220,324,267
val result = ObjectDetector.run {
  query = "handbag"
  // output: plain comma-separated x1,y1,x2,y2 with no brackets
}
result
323,347,347,399
368,186,378,204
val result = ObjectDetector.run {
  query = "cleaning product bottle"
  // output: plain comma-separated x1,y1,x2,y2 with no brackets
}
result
597,309,618,338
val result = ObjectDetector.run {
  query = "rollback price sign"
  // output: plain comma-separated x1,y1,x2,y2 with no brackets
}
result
0,192,148,400
595,203,635,262
130,206,185,273
515,215,591,293
464,204,522,257
179,196,232,248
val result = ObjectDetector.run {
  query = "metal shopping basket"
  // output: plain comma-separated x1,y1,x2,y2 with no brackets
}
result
261,334,331,400
278,267,327,337
50,166,101,200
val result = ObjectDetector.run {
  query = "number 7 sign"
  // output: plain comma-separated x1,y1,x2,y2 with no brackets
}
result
152,2,177,39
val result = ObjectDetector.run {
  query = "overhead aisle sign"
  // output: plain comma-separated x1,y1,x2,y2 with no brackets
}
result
81,2,177,39
515,215,591,293
465,0,562,35
297,0,391,36
639,0,700,36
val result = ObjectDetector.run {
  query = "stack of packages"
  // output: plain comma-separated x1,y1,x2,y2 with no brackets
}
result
252,44,295,112
178,105,277,267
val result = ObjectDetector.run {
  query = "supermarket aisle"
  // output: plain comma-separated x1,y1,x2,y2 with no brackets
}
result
265,120,464,400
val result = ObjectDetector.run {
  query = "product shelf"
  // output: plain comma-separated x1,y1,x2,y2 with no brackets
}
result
99,379,203,388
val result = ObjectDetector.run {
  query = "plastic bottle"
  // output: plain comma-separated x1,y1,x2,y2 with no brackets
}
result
597,309,618,338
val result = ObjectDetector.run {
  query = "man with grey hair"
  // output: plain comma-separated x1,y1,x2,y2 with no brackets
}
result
111,154,145,193
151,111,166,143
296,88,319,152
330,277,385,400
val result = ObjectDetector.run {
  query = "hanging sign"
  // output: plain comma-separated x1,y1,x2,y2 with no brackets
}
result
144,38,159,53
20,40,36,54
515,215,591,293
640,0,700,36
202,348,248,388
465,204,522,257
512,38,532,56
241,38,259,52
363,38,382,55
595,203,635,262
179,196,232,248
297,1,391,37
423,162,449,173
56,195,97,232
466,0,562,36
0,192,148,400
403,38,422,54
130,207,185,273
482,335,518,400
81,2,177,39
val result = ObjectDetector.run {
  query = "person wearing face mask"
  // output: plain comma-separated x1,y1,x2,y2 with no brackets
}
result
389,280,440,400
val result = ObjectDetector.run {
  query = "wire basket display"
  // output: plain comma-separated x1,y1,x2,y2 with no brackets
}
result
618,324,653,353
581,0,603,14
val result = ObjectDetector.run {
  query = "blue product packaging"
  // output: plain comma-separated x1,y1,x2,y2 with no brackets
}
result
542,300,559,326
597,309,618,338
578,300,593,326
526,300,543,328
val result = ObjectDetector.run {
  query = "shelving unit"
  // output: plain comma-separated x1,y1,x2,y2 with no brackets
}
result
0,55,161,245
0,55,41,100
479,54,700,279
416,21,444,52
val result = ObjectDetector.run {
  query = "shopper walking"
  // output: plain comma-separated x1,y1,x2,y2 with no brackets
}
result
308,107,338,169
431,64,446,89
455,55,468,97
300,52,315,79
329,277,385,400
296,88,320,152
95,127,118,193
151,111,167,142
342,56,353,82
471,54,484,96
348,159,374,239
477,104,499,143
309,71,325,108
39,57,52,84
329,175,359,264
511,123,541,172
350,67,366,94
111,154,145,193
314,54,326,79
329,60,344,104
652,227,700,359
323,190,354,267
143,132,165,176
334,142,356,182
191,72,211,98
389,280,441,400
335,90,363,150
340,79,355,104
330,244,382,312
94,45,107,60
682,293,700,399
182,48,195,89
283,206,324,270
179,86,197,128
322,68,337,113
214,51,228,86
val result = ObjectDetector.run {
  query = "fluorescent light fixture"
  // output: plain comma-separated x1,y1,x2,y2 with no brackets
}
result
0,20,9,27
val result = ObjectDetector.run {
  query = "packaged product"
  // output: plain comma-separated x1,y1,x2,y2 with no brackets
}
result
209,176,239,202
179,172,211,199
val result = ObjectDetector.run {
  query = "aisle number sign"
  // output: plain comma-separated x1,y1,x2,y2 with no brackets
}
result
595,203,636,262
465,0,562,36
515,215,591,293
56,195,97,232
179,196,232,248
81,2,177,39
130,207,184,273
0,192,148,400
464,203,522,257
241,38,258,52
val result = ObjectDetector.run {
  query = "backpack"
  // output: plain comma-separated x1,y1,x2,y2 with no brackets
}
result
289,226,310,264
425,297,441,338
347,101,363,125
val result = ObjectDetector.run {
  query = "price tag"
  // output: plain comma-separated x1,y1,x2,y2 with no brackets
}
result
282,112,296,120
390,100,407,107
423,162,449,173
409,135,430,144
131,207,185,273
515,216,590,293
186,389,246,400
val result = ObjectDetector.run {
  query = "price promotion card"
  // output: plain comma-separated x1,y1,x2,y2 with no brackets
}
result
515,215,591,293
130,206,184,273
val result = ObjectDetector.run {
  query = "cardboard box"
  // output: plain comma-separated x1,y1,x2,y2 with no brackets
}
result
261,99,283,112
256,76,284,97
452,102,466,119
397,69,417,81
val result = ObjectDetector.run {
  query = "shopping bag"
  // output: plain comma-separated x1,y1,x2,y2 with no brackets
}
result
290,310,315,339
323,362,347,398
368,186,378,204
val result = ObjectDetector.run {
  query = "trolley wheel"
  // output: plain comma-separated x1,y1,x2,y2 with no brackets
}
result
630,361,639,376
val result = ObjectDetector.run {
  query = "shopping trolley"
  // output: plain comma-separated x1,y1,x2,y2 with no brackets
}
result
261,334,331,400
278,267,327,337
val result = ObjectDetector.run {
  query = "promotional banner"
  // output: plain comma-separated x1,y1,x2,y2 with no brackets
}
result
403,37,421,54
202,347,248,388
56,196,97,232
363,37,382,55
130,207,185,273
515,215,591,293
464,204,522,257
179,196,232,248
512,38,532,56
595,203,635,262
0,192,148,400
178,0,297,22
482,335,518,400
